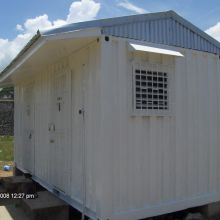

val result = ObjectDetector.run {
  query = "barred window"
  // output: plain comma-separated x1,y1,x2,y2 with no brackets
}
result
133,64,171,114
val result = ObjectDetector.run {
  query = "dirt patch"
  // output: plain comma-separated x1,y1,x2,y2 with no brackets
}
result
0,169,13,178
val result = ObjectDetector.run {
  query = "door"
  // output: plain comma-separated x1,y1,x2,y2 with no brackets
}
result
71,55,88,211
23,84,35,173
49,70,71,192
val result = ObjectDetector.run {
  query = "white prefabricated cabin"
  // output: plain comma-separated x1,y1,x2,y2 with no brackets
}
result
1,10,220,220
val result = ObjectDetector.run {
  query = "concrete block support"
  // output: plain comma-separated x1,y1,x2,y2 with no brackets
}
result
21,191,69,220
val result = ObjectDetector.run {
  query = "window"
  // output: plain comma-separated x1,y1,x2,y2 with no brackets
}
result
133,63,172,115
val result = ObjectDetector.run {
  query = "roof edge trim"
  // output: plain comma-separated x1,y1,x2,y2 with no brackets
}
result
43,27,101,40
0,28,101,85
0,37,46,84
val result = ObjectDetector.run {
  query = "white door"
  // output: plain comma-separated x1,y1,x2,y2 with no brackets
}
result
50,70,71,192
23,84,35,173
71,56,88,211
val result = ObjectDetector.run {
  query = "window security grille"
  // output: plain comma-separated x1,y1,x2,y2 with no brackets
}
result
133,64,170,113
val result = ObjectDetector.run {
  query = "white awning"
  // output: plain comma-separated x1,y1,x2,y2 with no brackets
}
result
129,42,184,57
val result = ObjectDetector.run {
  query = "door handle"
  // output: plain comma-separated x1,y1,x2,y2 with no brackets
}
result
79,108,84,115
29,133,32,140
50,139,55,143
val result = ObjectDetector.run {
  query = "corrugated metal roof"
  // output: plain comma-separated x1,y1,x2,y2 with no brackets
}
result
43,10,220,55
1,10,220,84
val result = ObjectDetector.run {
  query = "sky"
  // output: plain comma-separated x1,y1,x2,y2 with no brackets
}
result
1,0,220,71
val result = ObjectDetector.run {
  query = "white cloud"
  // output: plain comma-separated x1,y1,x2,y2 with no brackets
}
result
206,22,220,42
23,14,53,34
16,24,24,31
0,34,33,70
53,19,67,28
0,0,101,71
118,0,147,14
67,0,100,23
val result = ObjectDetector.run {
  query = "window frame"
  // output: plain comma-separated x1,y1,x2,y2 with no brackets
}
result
132,61,174,117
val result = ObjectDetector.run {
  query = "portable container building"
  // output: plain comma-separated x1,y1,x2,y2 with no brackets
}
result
1,10,220,220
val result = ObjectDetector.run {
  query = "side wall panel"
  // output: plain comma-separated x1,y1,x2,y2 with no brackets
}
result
14,41,101,218
100,37,220,220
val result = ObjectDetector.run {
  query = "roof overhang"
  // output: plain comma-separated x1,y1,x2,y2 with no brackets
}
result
0,28,101,86
128,42,184,57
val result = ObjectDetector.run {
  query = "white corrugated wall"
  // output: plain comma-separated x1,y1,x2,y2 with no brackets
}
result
14,35,220,220
98,37,220,220
14,40,101,217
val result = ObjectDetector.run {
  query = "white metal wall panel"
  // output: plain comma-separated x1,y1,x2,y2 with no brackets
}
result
14,41,101,218
14,35,220,220
99,37,220,220
68,41,101,214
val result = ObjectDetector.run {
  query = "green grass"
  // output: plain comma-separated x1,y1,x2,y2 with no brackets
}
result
0,136,14,162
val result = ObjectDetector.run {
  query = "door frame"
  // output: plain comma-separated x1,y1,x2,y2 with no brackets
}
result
49,68,72,193
22,82,35,174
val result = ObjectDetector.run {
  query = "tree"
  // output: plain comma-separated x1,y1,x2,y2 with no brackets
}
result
0,87,14,100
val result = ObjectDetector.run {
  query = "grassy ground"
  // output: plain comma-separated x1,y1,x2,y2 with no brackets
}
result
0,136,14,177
